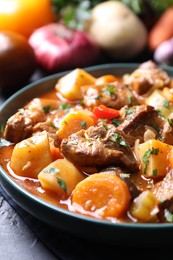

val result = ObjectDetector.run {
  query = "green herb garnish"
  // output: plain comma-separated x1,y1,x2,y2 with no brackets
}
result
42,105,51,114
57,178,67,193
142,148,159,174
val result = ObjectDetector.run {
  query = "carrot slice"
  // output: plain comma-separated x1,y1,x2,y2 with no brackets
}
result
72,172,131,218
95,75,117,85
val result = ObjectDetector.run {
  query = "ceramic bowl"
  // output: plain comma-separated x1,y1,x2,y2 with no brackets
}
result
1,63,173,246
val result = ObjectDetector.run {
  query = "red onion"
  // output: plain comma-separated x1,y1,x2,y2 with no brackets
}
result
29,23,100,72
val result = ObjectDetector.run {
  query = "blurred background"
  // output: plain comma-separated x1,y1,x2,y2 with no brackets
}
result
1,0,173,97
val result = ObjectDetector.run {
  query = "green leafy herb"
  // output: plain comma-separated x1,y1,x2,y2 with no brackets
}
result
109,133,129,147
152,169,158,176
50,121,56,128
0,123,5,133
102,84,115,96
59,103,71,110
42,105,51,114
167,118,173,127
57,178,67,193
111,118,121,127
142,148,159,174
80,121,87,129
125,106,135,116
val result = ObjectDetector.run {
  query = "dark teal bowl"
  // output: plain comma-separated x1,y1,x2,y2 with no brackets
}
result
1,63,173,246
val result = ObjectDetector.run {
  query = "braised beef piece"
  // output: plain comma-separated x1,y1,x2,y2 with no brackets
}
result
123,60,171,95
152,169,173,222
82,81,139,110
153,169,173,202
101,166,141,199
32,121,58,143
60,124,139,172
3,98,59,143
118,104,163,145
3,108,45,143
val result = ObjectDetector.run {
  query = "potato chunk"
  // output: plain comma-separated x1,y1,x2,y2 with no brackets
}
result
38,158,84,197
146,89,173,117
55,68,96,100
129,190,159,222
10,131,52,178
135,139,173,178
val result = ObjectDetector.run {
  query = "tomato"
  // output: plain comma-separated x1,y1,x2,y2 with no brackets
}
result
93,105,120,119
0,31,37,94
0,0,56,38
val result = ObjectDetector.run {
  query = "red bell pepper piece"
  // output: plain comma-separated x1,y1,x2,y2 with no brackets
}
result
93,105,120,119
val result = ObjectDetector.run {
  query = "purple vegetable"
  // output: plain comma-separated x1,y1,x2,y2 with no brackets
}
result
29,23,100,73
153,37,173,65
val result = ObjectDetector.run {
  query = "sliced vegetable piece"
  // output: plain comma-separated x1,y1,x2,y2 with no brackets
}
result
135,139,173,178
72,172,131,218
95,75,117,85
38,158,84,197
57,109,96,140
10,131,52,178
129,190,159,222
93,105,120,119
55,68,96,100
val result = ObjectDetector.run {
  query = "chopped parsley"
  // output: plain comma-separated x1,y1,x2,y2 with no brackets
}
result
102,84,115,96
152,169,158,176
125,106,135,116
57,178,67,193
142,148,159,174
42,105,51,114
111,118,121,127
0,123,5,133
127,95,132,104
59,103,71,110
109,133,129,147
50,121,56,128
167,118,173,127
80,121,87,129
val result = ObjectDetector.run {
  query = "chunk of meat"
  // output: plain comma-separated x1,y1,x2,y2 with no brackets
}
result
152,169,173,203
123,60,171,95
152,169,173,222
3,98,60,143
60,124,139,172
118,104,162,145
82,81,139,109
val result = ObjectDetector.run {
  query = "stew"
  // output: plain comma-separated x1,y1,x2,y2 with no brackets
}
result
1,60,173,224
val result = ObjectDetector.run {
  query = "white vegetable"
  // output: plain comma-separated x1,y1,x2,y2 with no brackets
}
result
85,1,148,59
55,68,96,100
10,131,52,178
38,158,85,196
